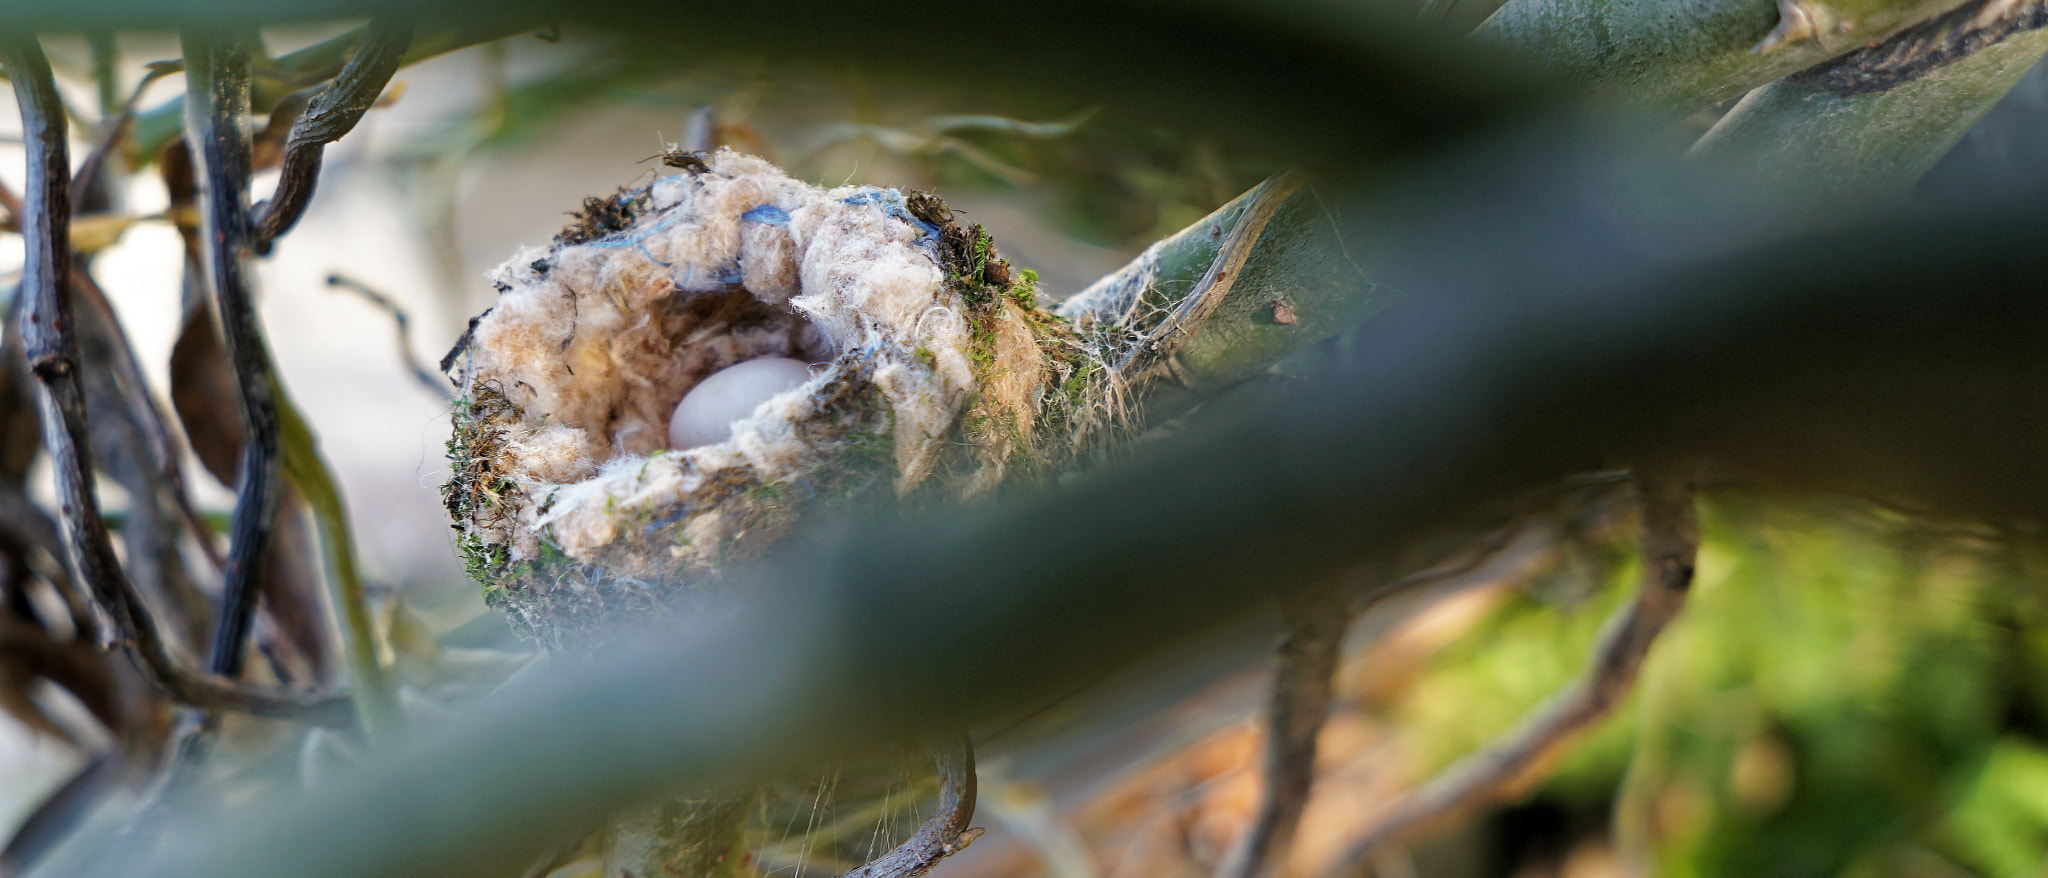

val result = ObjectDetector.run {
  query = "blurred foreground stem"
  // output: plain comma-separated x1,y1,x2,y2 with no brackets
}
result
276,382,399,739
1481,0,1976,106
1691,0,2048,199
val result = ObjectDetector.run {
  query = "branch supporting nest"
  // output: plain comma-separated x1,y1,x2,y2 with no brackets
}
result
1112,170,1306,379
1322,468,1698,877
836,735,983,878
1,34,353,728
1218,583,1348,878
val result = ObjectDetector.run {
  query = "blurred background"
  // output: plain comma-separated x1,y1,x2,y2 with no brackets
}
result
3,17,2048,878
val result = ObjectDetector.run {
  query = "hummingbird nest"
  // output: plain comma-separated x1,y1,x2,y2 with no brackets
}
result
443,150,1119,648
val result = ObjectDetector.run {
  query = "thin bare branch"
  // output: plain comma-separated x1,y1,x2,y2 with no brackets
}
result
68,65,176,209
181,29,284,681
251,15,413,249
1321,470,1699,877
836,736,982,878
1217,583,1347,878
0,751,122,876
68,269,224,575
0,483,88,630
1,33,353,728
325,273,454,401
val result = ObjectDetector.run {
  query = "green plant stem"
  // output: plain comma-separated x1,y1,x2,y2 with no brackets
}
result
275,381,400,739
88,31,119,119
1108,171,1306,379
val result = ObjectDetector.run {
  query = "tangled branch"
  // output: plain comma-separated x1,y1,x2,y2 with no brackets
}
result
253,15,413,248
1323,470,1698,876
1217,583,1348,878
0,34,352,727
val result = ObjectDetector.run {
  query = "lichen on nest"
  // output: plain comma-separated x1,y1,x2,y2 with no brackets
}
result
443,149,1112,647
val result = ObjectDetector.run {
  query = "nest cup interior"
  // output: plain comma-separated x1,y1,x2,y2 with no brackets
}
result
453,149,982,574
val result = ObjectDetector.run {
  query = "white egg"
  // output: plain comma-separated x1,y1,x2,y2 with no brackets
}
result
667,357,814,450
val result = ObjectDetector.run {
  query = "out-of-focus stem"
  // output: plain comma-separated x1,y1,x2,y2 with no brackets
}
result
276,382,400,739
1690,0,2048,199
1479,0,1976,108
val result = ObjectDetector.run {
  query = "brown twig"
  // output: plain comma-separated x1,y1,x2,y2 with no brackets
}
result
326,273,455,400
251,15,413,250
68,269,225,576
68,65,176,210
1217,582,1348,878
1320,469,1698,878
836,736,983,878
0,168,25,225
0,483,90,631
1,33,352,728
1353,475,1634,616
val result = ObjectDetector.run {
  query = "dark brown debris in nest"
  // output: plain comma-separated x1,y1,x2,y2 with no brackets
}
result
659,148,712,174
556,186,652,246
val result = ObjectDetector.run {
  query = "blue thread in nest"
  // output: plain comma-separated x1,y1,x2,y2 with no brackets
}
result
584,205,686,252
841,187,942,243
636,242,672,267
672,261,744,291
740,204,791,226
642,507,690,541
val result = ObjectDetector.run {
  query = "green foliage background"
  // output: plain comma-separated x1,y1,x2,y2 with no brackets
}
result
1386,495,2048,876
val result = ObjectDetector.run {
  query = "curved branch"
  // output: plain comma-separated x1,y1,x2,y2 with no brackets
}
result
1320,470,1698,877
1,34,353,729
1217,584,1347,878
837,736,982,878
325,273,453,400
251,14,413,248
